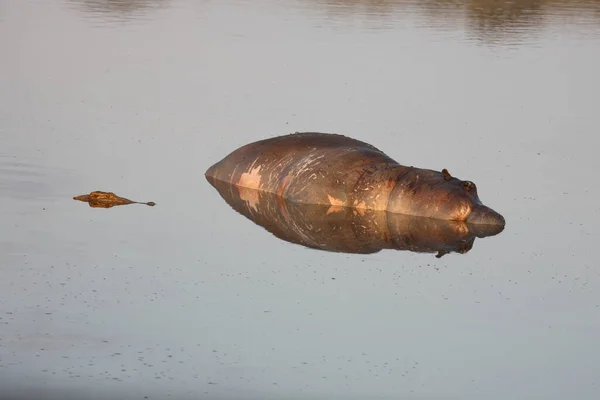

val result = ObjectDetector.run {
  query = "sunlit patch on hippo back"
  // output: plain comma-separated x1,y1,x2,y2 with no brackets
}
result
277,194,292,220
237,186,261,213
276,174,292,197
353,200,367,215
326,205,344,215
327,194,345,207
237,165,263,190
326,194,346,215
353,208,367,216
449,202,473,222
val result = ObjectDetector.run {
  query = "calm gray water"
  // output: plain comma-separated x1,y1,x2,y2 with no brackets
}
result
1,0,600,399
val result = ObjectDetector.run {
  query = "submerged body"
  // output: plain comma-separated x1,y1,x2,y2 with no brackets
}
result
207,177,504,257
205,132,505,226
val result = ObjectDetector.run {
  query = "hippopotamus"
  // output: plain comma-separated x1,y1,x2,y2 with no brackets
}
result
205,132,505,226
206,177,504,257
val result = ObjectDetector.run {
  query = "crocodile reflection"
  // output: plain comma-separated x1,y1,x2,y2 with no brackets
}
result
73,191,155,208
207,177,503,257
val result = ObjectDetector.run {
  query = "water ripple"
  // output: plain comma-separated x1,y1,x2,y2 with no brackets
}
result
0,154,70,202
294,0,600,47
66,0,172,24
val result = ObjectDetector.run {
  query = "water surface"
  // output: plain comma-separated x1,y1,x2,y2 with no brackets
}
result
1,0,600,399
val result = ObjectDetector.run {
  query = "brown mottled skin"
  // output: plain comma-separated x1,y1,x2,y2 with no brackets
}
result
205,132,505,226
206,177,504,256
73,191,155,208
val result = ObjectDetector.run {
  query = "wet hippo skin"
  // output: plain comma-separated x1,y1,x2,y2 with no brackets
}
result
206,132,505,226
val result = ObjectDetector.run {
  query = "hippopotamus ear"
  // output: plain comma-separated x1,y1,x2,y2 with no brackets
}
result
442,169,452,181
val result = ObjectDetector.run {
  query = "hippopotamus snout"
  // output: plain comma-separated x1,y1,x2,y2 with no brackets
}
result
467,205,505,226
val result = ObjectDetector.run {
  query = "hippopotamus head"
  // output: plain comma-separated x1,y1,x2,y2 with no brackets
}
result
387,168,505,226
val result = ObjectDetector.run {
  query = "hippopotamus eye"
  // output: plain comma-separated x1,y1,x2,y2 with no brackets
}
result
463,181,475,191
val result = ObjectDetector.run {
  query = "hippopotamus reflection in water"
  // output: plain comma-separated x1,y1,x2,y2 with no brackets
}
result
205,132,505,227
206,178,503,257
